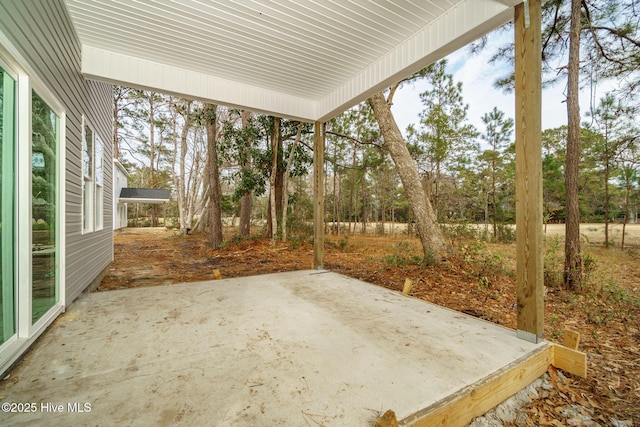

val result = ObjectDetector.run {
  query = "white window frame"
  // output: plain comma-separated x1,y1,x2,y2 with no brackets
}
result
81,116,95,234
12,60,66,340
0,31,65,374
94,135,104,231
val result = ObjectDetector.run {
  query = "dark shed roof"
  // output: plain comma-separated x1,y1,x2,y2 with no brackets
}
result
119,188,171,203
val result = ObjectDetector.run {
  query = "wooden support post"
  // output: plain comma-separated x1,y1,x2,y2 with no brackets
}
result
402,279,413,296
515,0,544,343
313,121,325,269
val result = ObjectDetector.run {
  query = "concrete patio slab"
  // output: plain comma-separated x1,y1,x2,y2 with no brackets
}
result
0,271,545,426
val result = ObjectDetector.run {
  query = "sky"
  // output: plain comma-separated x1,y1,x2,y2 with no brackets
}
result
390,27,614,141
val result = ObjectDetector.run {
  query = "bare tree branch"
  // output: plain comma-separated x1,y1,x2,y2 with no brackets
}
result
326,131,382,148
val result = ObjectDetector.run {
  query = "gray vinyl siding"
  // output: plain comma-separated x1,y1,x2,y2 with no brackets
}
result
0,0,113,304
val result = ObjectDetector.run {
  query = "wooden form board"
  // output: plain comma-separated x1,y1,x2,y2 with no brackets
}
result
400,343,587,427
563,330,580,349
400,346,553,426
552,343,587,378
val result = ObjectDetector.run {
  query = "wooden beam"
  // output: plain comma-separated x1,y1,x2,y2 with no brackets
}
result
399,344,587,426
563,330,580,350
515,0,544,343
401,346,553,427
313,121,325,269
552,343,587,378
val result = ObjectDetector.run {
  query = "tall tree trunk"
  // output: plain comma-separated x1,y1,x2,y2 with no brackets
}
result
433,160,441,221
148,92,158,227
204,103,223,249
348,145,357,235
186,148,201,230
337,173,342,236
604,159,610,247
113,89,120,159
380,175,386,235
178,101,192,233
391,204,396,237
239,111,252,239
282,125,302,243
170,102,178,228
492,153,497,239
192,187,209,233
269,117,280,243
331,144,339,235
564,0,583,290
369,91,446,263
275,128,284,231
484,184,490,238
621,170,631,250
361,172,367,234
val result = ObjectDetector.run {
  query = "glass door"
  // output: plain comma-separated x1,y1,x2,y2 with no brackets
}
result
0,65,16,344
31,91,59,323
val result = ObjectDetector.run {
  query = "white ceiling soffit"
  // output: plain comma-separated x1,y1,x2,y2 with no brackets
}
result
67,0,522,122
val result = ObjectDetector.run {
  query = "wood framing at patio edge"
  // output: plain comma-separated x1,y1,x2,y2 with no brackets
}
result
400,343,587,426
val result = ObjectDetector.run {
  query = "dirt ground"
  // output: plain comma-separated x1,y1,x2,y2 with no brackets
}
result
100,226,639,426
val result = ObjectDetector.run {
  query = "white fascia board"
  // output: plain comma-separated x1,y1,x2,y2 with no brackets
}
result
113,158,130,178
316,0,516,122
500,0,523,6
81,45,318,122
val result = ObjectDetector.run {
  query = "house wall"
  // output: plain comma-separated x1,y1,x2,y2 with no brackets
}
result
0,0,113,304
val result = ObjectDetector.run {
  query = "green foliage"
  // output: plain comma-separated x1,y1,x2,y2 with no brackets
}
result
549,314,564,340
444,222,483,242
337,235,350,251
478,107,515,233
544,236,564,288
287,233,313,250
382,241,422,267
494,224,515,243
582,252,597,286
458,239,507,283
407,60,479,222
483,0,640,98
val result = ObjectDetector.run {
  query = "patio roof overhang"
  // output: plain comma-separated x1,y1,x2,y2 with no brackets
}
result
66,0,522,122
66,0,545,345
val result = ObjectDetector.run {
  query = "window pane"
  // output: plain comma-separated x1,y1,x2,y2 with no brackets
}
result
83,125,92,178
95,137,103,229
82,122,94,233
31,90,59,323
83,178,93,231
95,136,103,185
1,66,16,343
95,184,103,229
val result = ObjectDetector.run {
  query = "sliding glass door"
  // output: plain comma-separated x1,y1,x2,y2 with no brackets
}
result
31,91,59,323
0,66,16,345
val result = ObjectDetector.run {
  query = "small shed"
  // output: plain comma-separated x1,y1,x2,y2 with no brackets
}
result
117,188,171,228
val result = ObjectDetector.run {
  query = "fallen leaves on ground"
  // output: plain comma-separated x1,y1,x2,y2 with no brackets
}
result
101,228,640,425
